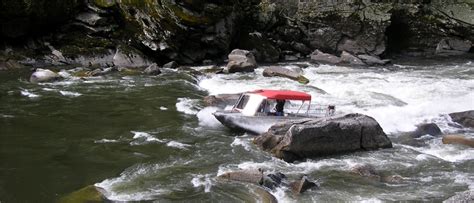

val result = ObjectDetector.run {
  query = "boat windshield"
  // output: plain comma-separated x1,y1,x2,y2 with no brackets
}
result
235,95,250,110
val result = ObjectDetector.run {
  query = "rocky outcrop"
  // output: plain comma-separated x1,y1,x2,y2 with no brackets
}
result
30,69,61,83
263,66,309,84
254,113,393,162
442,134,474,148
1,0,473,66
410,123,442,138
449,110,474,128
289,175,318,195
226,49,258,73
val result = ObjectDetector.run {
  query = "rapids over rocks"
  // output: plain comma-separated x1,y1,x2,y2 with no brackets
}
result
0,59,473,202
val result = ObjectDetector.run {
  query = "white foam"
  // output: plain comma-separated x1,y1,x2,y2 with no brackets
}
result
159,106,168,111
191,174,212,193
230,137,252,151
130,131,165,145
196,107,221,127
59,90,82,97
20,90,40,98
94,139,120,144
95,164,171,201
418,140,474,162
166,141,191,150
176,98,200,115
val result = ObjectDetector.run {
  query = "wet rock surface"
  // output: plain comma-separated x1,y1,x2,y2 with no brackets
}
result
263,66,309,84
226,49,258,73
218,168,318,200
254,114,393,162
449,110,474,128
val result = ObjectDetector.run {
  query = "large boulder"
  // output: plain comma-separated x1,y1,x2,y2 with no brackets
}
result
226,49,258,73
254,113,392,162
30,69,61,83
263,66,309,84
449,110,474,128
310,50,341,65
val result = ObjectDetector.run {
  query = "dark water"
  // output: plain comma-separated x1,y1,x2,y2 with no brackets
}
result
0,61,473,202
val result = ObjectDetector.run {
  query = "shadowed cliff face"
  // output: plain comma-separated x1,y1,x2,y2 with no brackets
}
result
0,0,472,66
0,0,82,38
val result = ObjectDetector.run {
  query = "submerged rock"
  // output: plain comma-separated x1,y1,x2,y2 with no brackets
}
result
58,185,105,203
217,169,264,185
254,114,392,162
226,49,258,73
449,110,474,128
218,169,317,197
442,134,474,148
350,164,381,181
410,123,442,138
30,69,61,83
289,175,318,195
263,66,309,84
443,190,474,203
144,63,161,75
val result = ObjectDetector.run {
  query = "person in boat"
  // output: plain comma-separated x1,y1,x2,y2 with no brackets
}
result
275,99,285,116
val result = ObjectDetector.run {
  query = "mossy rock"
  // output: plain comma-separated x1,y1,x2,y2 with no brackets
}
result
93,0,116,8
58,185,105,203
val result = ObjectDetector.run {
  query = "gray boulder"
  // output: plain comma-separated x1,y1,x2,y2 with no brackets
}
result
254,113,392,162
263,66,309,84
443,190,474,203
113,46,151,68
163,61,179,69
30,69,61,83
449,110,474,128
357,55,390,66
144,64,161,75
340,51,365,66
436,38,472,56
217,169,264,185
226,49,258,73
310,50,341,65
410,123,442,138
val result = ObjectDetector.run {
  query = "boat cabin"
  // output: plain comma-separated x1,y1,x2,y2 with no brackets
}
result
232,89,314,116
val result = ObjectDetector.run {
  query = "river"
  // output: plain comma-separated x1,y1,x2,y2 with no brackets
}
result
0,58,473,202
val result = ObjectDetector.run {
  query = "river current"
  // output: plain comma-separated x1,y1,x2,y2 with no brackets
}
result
0,59,473,202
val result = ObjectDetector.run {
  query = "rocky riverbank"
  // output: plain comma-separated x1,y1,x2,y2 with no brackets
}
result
1,0,473,71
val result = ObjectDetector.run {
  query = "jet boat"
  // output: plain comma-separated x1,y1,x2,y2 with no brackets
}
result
213,89,335,134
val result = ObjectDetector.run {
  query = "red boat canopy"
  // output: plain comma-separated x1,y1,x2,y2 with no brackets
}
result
251,89,311,101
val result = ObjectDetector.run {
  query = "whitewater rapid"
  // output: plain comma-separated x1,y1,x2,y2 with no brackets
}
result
92,60,473,202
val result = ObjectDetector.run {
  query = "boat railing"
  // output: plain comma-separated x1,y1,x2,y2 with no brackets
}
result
285,103,336,117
